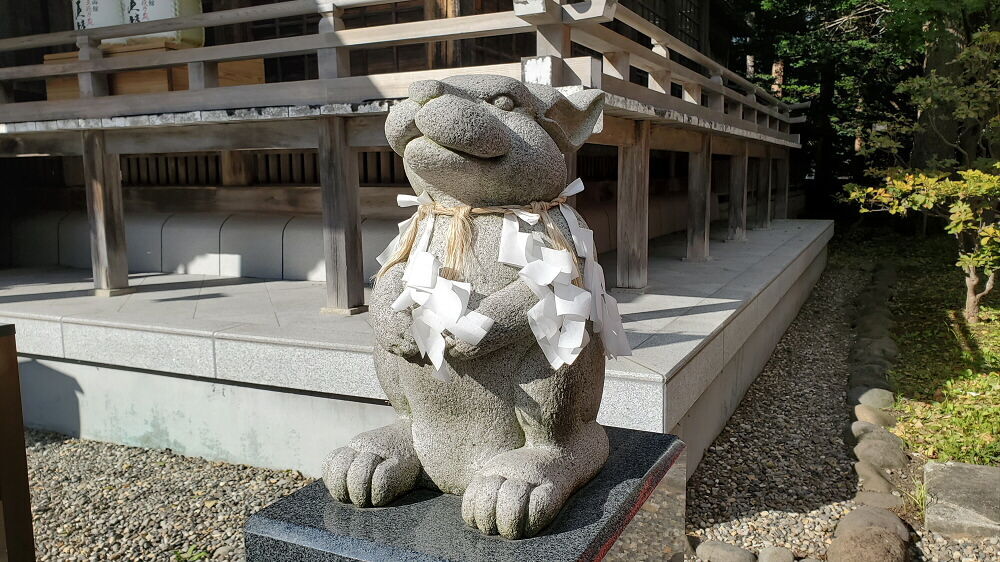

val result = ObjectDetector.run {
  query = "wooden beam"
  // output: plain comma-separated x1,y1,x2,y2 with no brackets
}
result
686,133,712,260
649,125,704,152
773,154,790,219
318,116,365,314
0,58,596,123
586,114,635,146
727,141,748,241
0,11,538,82
0,0,340,52
616,119,650,289
0,325,35,562
752,150,772,229
81,130,131,296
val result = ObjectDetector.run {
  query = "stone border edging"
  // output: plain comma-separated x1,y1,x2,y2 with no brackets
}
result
828,262,913,561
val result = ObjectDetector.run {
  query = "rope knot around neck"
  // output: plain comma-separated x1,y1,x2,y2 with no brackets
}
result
375,195,577,282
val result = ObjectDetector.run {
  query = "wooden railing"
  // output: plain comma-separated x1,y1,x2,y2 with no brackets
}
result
0,0,802,143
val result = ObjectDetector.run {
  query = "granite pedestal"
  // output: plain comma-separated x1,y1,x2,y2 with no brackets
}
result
245,428,685,561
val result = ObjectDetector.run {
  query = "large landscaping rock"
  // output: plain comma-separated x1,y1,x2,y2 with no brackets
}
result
873,266,898,288
695,540,756,562
853,312,894,333
852,421,904,449
855,461,894,493
847,386,895,409
854,439,908,469
827,527,906,562
848,370,895,392
835,505,910,543
855,336,899,361
854,404,897,427
925,461,1000,539
756,546,793,562
854,491,905,509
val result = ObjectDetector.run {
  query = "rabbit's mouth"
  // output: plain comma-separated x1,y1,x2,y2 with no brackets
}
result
404,135,506,171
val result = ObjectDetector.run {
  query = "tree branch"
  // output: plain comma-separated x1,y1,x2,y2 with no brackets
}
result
976,271,996,299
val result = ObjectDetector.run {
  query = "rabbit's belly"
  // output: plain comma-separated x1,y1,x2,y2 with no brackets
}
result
400,338,535,494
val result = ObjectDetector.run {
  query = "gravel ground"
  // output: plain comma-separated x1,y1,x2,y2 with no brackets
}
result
23,257,998,561
608,257,998,561
25,430,311,561
680,262,864,559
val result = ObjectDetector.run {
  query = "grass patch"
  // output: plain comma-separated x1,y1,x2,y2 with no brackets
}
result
833,226,1000,466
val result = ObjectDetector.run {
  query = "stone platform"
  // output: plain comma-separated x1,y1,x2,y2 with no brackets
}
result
2,219,832,476
245,428,686,562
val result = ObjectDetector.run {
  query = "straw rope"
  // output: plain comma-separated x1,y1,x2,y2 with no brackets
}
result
376,196,580,283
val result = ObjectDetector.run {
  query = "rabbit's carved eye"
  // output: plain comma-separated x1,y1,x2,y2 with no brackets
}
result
490,95,515,111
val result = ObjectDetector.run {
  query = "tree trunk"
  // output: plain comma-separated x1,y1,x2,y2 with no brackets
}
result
964,267,996,323
771,59,785,97
966,268,982,323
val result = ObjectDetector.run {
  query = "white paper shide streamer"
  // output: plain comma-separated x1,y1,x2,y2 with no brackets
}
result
376,179,631,379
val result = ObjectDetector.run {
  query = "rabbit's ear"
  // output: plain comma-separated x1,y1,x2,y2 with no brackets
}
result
527,86,605,153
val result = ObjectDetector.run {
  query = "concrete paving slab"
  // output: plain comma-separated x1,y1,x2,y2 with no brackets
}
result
925,461,1000,539
2,219,834,455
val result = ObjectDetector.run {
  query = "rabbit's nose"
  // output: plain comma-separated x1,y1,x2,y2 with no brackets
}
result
409,80,447,105
415,94,511,158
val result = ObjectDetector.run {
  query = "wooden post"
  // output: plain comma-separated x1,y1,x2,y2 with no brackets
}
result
773,154,790,219
648,43,671,93
533,0,571,86
187,61,219,90
707,71,725,112
82,130,132,296
75,37,108,98
318,10,350,79
681,83,701,106
602,51,630,81
753,149,772,229
220,150,255,186
0,324,35,562
616,120,650,290
686,133,712,260
727,141,748,241
318,116,365,314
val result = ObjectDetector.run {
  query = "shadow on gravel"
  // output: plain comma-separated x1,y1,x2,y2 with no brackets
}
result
24,429,74,447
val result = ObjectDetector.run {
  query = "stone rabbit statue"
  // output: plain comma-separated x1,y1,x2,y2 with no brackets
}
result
323,75,629,539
